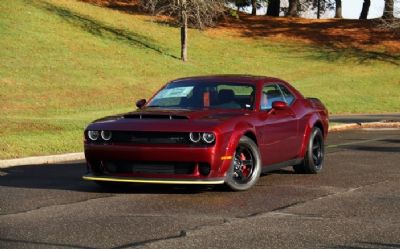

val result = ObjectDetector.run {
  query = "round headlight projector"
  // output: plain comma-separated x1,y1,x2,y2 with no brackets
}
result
101,130,112,141
189,132,215,144
88,130,99,141
189,132,201,143
202,132,216,144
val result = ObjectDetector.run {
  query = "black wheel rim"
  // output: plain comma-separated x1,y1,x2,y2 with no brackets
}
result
312,134,323,168
232,145,256,184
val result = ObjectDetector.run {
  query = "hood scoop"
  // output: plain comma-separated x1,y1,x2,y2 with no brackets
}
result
124,114,189,120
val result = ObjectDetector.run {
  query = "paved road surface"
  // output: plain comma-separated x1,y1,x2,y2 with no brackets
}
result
0,129,399,249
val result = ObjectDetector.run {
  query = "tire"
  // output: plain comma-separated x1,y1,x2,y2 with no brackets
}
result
293,127,325,174
225,136,262,191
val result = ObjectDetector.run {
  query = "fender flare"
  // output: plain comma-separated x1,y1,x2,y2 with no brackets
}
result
298,114,324,158
219,122,257,174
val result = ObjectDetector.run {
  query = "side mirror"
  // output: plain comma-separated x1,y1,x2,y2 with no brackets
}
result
272,101,288,110
136,99,146,109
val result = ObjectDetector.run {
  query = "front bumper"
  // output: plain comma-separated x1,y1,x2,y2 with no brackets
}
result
84,142,233,180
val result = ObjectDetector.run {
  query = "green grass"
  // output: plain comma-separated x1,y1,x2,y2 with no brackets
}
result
0,0,399,159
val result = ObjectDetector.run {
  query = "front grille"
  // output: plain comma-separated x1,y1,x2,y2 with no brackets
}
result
104,161,195,174
112,131,190,145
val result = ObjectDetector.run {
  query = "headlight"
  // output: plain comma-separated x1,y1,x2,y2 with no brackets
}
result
189,132,201,143
88,130,99,141
202,132,215,144
101,130,112,141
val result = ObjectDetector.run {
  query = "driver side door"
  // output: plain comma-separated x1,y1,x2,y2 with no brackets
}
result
258,83,300,166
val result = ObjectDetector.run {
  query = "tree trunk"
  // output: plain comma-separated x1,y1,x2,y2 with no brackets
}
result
181,0,188,62
359,0,370,20
382,0,393,19
287,0,298,17
266,0,280,17
317,0,321,19
251,0,257,15
335,0,342,18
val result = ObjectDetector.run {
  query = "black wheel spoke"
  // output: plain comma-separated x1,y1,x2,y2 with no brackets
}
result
235,169,245,179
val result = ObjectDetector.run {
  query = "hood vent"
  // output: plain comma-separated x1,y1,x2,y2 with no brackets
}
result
124,114,188,120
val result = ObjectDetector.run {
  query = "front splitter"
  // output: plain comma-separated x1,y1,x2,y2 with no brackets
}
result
83,174,225,185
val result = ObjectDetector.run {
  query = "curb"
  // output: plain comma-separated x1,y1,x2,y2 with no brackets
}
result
329,121,400,132
0,153,84,169
0,121,398,169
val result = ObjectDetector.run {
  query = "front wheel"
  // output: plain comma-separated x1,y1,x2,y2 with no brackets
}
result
293,127,325,174
225,136,262,191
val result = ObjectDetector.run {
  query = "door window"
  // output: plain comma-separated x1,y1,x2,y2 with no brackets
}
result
260,84,285,110
278,84,296,105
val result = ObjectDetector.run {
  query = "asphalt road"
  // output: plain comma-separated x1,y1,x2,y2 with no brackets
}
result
0,129,399,249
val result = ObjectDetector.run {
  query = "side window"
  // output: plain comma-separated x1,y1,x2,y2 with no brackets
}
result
278,84,296,105
260,84,284,110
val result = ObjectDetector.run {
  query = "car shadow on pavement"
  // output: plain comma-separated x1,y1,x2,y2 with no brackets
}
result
0,162,297,194
0,162,210,194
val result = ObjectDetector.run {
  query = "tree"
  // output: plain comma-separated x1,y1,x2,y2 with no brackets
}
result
287,0,298,17
181,0,188,61
266,0,280,16
382,0,394,19
379,0,399,33
251,0,257,15
335,0,342,18
139,0,225,62
359,0,370,19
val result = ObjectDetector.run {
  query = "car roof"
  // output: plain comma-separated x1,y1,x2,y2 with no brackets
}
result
171,75,283,84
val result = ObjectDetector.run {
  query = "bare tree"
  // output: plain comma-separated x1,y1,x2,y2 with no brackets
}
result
139,0,226,62
335,0,342,18
251,0,257,15
266,0,281,16
379,0,400,33
382,0,394,19
287,0,298,17
359,0,370,19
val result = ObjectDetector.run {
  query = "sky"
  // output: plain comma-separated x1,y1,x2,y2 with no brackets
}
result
242,0,400,19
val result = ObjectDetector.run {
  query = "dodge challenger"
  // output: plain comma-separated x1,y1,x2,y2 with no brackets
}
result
83,75,329,191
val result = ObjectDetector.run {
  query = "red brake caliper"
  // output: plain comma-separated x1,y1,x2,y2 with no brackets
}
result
240,153,250,177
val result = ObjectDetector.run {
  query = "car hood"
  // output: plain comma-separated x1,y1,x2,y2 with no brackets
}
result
86,108,250,132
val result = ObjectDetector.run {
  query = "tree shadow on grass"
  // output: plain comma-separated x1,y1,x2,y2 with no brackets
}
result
78,0,144,15
31,1,179,59
223,16,400,65
304,46,400,66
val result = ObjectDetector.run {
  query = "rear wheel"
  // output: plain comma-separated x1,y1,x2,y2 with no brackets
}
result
225,136,261,191
293,127,324,174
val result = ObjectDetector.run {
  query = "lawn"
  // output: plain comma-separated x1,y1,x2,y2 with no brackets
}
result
0,0,399,159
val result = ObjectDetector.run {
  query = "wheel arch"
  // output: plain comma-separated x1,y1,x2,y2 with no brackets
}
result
220,122,257,174
243,131,258,145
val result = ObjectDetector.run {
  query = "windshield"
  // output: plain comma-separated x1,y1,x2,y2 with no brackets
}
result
147,81,255,110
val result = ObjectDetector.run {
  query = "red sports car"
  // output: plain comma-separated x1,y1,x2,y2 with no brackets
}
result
83,75,328,191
